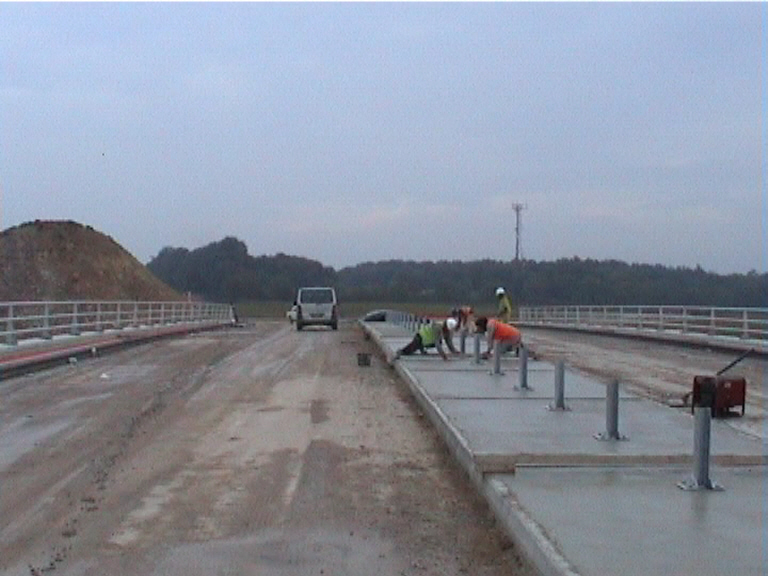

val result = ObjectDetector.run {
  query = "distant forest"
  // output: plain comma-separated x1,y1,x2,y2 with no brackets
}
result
147,237,767,308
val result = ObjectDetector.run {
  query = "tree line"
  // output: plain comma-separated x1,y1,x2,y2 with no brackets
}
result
147,236,767,307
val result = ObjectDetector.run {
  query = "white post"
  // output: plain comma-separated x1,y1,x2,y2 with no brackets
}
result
5,304,17,346
43,302,52,339
70,302,81,336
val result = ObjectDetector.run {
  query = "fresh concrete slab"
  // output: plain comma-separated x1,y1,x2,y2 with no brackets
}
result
409,361,634,400
496,466,765,576
362,319,768,576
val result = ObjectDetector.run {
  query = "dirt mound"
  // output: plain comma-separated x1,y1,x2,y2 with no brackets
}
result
0,220,182,301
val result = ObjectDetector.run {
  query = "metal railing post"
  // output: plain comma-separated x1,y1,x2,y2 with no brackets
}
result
96,302,103,332
595,379,626,440
678,407,723,491
5,304,17,346
548,360,568,411
742,309,749,339
43,302,52,339
70,302,81,336
491,340,503,375
517,345,530,389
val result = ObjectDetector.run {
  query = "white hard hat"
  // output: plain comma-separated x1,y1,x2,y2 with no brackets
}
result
445,317,458,331
495,287,505,296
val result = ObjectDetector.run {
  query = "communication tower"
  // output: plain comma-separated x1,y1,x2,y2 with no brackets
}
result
512,202,527,261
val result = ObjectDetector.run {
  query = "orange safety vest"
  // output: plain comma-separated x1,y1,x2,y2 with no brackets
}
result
488,319,521,343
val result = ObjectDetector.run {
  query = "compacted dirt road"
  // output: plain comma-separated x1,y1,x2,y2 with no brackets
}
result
1,321,536,576
523,327,766,439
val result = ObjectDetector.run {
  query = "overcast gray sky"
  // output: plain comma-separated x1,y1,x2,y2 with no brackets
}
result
1,3,764,274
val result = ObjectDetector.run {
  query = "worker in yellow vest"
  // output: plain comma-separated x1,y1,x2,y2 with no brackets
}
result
495,287,513,323
474,316,522,359
395,317,459,361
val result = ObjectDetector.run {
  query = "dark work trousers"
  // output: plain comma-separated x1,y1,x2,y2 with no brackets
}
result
399,334,427,356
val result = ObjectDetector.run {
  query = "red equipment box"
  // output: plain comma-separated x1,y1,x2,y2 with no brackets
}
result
691,375,746,417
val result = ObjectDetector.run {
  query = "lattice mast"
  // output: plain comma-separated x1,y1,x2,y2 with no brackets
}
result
512,202,527,261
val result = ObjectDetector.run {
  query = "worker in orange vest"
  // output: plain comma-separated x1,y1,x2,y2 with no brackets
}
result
474,316,522,359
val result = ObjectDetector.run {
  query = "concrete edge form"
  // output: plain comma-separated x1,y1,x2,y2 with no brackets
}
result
359,320,581,576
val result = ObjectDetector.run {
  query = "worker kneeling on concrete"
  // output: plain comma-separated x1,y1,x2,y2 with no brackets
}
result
474,316,522,359
395,318,459,361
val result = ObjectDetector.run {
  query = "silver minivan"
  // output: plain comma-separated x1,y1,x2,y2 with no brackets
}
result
294,287,338,330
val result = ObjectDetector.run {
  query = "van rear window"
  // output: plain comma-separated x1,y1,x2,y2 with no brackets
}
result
300,289,334,304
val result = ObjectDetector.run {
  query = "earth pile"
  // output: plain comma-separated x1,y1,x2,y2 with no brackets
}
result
0,220,181,301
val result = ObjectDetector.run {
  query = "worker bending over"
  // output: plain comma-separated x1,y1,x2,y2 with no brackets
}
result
395,317,459,361
474,316,522,359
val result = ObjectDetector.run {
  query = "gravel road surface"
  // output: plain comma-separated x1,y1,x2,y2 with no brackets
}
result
1,321,536,576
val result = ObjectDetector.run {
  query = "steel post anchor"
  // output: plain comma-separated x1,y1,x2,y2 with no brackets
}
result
513,346,533,390
678,407,724,491
490,340,504,375
594,379,627,441
547,360,570,411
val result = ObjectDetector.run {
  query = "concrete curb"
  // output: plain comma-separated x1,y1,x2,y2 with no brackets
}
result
359,319,580,576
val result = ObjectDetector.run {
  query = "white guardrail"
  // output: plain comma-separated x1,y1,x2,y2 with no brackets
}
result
1,300,233,347
517,305,768,352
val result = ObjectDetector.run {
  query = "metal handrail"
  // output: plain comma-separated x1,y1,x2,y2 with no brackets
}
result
1,300,233,347
517,305,768,349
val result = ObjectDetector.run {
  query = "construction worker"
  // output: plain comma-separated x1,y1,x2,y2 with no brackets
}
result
395,317,459,361
451,306,475,332
450,306,475,351
495,287,513,323
474,316,522,359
